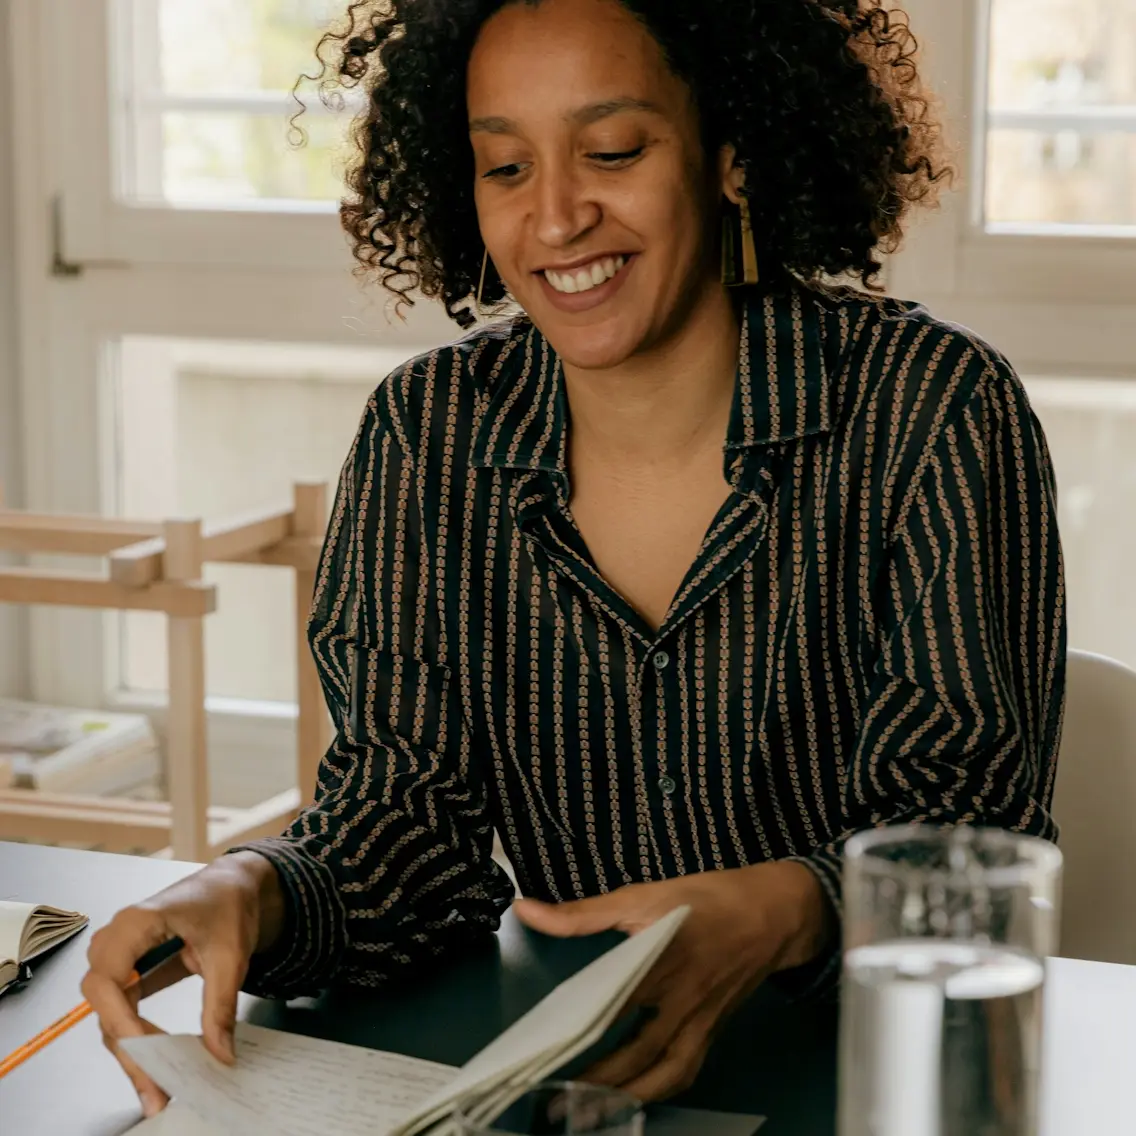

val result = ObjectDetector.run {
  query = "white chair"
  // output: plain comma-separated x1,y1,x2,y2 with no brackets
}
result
1053,649,1136,965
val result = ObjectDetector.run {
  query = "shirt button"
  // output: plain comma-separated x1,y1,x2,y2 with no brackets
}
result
658,775,677,797
652,650,670,671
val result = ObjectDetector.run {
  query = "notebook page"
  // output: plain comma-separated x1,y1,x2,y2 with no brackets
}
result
123,1023,456,1136
395,905,690,1135
21,904,89,959
0,900,32,963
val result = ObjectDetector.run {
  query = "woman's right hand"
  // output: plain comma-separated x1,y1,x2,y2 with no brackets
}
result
80,850,285,1118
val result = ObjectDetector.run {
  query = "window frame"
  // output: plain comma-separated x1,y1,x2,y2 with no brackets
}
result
9,0,454,718
887,0,1136,376
55,0,355,272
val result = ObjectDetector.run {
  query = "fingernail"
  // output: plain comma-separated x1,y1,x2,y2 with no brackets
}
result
223,1029,236,1062
141,1092,162,1118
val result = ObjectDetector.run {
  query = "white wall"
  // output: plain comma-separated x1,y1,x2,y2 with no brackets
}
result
0,1,30,697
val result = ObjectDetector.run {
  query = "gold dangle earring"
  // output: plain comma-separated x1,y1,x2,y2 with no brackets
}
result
721,197,759,287
738,196,759,286
721,202,738,287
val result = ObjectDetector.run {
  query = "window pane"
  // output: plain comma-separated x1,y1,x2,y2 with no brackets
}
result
1024,376,1136,671
986,129,1136,226
119,0,352,206
158,0,338,95
113,337,420,703
153,111,350,205
989,0,1136,109
986,0,1136,230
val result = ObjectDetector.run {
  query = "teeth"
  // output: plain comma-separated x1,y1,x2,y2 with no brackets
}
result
545,255,626,296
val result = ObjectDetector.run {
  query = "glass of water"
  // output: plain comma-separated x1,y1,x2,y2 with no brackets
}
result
839,825,1062,1136
452,1081,644,1135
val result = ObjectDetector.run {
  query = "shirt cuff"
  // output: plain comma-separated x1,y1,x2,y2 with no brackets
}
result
768,846,844,1002
225,837,347,1001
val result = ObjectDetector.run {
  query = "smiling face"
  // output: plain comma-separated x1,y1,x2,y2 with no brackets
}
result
467,0,736,371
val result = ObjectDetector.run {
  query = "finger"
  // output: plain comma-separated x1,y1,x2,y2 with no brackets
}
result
199,944,249,1064
136,951,194,1001
581,1000,692,1088
102,1016,169,1118
620,1017,713,1103
81,965,151,1055
87,909,175,986
512,893,629,938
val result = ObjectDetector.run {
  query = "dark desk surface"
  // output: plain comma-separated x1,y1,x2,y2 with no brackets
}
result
0,843,1131,1136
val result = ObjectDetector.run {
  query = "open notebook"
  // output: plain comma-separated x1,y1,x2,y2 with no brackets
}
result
0,901,89,996
123,906,693,1136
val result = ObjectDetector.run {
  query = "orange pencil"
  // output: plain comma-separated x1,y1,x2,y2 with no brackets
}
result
0,936,184,1080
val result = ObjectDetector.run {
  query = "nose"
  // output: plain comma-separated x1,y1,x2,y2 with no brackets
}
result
532,163,600,250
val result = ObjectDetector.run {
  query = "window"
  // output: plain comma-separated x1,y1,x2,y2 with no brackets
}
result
114,337,414,705
10,0,452,752
116,0,352,208
985,0,1136,232
10,0,1136,740
1025,377,1136,668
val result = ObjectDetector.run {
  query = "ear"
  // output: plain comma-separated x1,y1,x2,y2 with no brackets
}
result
718,143,747,205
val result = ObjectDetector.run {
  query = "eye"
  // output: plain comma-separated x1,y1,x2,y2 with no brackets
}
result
483,162,530,181
589,147,645,166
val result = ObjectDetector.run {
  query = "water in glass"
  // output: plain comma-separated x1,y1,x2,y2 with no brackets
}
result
840,938,1045,1136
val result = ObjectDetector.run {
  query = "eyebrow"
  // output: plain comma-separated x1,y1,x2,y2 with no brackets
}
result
469,97,662,135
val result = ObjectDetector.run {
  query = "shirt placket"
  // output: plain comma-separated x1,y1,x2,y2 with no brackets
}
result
640,451,780,874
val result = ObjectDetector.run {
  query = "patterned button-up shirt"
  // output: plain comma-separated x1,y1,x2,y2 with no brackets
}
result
237,283,1066,999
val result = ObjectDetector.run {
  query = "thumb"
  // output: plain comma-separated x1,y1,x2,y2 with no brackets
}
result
199,946,247,1065
513,893,627,938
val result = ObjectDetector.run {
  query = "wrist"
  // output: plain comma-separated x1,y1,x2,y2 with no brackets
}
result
742,860,835,973
220,850,287,955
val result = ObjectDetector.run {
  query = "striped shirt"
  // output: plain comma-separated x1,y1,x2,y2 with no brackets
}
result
237,283,1066,1000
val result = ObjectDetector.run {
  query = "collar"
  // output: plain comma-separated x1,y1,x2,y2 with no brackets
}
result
469,284,832,475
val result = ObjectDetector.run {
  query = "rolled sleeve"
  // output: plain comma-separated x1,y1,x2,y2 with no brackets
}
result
227,837,346,1000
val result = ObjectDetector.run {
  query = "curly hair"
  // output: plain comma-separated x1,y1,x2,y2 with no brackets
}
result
299,0,952,328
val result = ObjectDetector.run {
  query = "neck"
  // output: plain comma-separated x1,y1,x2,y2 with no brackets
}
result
562,283,741,468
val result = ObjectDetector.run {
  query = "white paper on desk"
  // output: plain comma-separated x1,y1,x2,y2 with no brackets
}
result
398,905,690,1135
125,906,689,1136
122,1023,456,1136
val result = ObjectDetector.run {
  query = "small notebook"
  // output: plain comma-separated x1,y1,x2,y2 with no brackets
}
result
0,900,89,996
124,906,692,1136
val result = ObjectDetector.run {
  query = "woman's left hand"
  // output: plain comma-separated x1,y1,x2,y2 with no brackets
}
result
512,862,832,1102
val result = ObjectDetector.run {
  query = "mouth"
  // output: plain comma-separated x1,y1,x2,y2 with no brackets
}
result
541,255,629,295
535,254,636,312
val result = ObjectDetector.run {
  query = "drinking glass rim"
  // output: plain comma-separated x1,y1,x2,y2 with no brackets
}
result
451,1080,644,1132
844,824,1063,883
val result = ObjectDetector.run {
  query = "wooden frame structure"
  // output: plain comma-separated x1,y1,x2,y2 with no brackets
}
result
0,482,332,862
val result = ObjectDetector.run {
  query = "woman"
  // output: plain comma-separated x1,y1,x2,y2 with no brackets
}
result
84,0,1066,1117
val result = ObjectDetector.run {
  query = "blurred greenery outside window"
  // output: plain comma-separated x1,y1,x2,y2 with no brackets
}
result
127,0,1136,231
986,0,1136,230
121,0,354,206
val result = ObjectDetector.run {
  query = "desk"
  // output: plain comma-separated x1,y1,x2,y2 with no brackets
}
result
0,843,1132,1135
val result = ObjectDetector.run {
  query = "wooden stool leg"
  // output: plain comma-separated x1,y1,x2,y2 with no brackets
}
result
293,482,330,807
164,518,209,861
